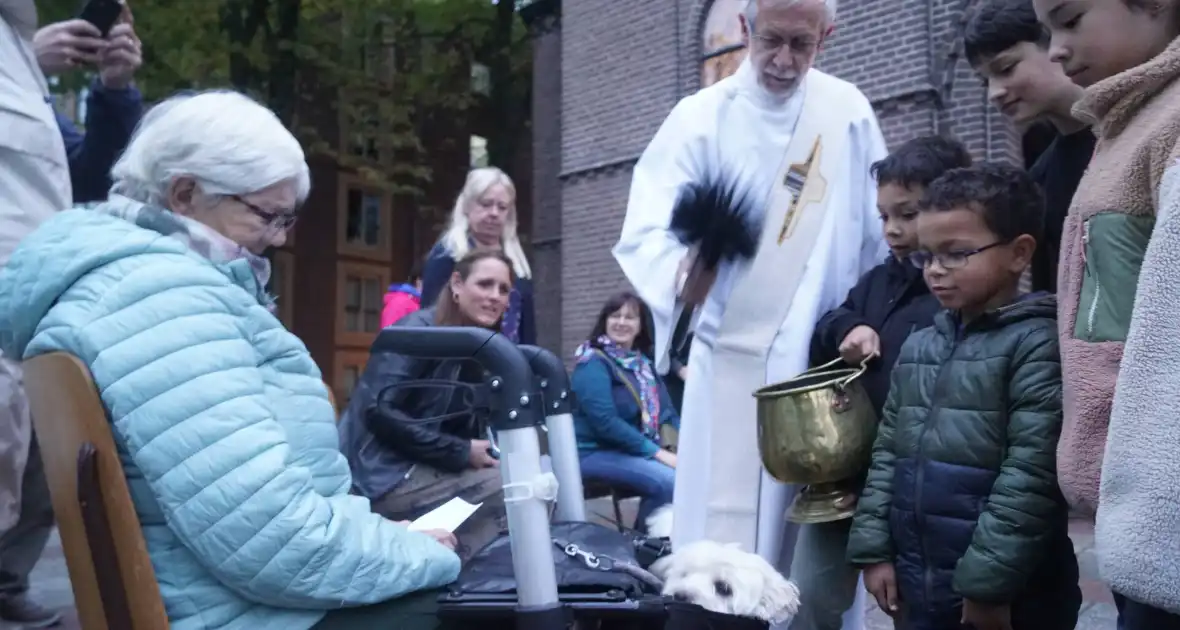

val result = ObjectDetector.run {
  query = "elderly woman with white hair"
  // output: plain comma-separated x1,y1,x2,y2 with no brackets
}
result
0,90,460,630
419,166,535,344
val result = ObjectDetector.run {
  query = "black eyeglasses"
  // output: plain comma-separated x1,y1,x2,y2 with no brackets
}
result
908,241,1007,270
230,194,298,231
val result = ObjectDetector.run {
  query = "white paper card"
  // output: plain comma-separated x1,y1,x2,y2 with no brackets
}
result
408,497,482,533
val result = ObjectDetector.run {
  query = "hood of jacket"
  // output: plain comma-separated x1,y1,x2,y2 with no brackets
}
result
0,199,268,359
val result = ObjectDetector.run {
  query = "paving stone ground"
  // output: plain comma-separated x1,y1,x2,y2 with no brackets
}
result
4,503,1115,629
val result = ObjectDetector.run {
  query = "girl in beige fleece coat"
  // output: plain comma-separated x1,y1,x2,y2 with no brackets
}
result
1035,0,1180,624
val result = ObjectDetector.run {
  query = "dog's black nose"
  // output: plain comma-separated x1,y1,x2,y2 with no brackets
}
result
673,592,691,602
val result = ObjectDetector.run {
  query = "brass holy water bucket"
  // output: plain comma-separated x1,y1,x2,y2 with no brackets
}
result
753,357,879,524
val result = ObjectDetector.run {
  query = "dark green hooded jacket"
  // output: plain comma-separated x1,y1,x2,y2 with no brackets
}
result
846,295,1080,629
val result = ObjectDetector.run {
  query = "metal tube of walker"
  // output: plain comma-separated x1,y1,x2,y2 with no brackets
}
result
519,345,585,522
371,328,563,620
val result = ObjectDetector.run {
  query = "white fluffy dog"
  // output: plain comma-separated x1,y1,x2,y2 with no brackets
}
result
646,507,800,625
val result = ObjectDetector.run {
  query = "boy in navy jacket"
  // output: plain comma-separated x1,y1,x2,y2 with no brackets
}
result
810,135,972,416
795,135,974,630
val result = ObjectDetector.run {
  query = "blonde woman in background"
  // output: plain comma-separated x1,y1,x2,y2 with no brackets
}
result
420,167,535,344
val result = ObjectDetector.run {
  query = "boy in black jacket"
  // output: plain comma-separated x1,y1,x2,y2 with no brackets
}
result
794,136,972,630
810,135,972,417
964,0,1095,292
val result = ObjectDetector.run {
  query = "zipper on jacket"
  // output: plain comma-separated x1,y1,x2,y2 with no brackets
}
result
1083,220,1100,337
912,329,959,610
881,271,921,323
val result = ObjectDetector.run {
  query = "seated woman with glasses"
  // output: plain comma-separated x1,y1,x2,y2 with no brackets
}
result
339,249,514,561
571,291,679,533
0,90,458,629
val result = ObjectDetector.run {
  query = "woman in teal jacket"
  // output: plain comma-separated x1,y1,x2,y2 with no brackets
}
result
571,292,679,532
0,90,459,630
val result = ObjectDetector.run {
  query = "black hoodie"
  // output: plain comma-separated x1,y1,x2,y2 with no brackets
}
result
810,256,940,415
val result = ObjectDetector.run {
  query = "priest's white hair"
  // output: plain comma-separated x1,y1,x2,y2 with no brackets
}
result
439,166,532,279
745,0,838,26
110,90,311,208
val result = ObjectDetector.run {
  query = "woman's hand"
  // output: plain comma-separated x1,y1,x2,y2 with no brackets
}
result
468,439,499,469
421,529,458,551
392,520,458,551
654,449,678,469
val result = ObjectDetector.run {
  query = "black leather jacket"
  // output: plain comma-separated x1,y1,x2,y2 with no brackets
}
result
338,308,487,500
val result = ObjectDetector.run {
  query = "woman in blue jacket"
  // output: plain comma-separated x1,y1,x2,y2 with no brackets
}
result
0,90,458,630
571,291,679,532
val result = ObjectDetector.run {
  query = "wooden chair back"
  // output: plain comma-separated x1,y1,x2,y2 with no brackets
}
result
23,353,169,630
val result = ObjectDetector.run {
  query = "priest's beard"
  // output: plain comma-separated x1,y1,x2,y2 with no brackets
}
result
759,73,801,99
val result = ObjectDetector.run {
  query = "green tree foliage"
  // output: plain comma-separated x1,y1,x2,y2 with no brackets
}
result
37,0,532,196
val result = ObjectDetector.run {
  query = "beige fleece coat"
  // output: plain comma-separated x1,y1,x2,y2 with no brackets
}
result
1084,37,1180,613
1056,38,1180,518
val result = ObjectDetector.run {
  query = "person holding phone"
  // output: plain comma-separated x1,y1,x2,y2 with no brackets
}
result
0,14,140,624
0,0,86,626
33,1,143,202
339,250,516,563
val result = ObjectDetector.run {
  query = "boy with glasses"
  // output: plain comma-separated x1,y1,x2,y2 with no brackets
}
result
848,163,1081,630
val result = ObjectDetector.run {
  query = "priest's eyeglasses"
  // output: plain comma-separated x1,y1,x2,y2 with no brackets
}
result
907,241,1007,270
750,33,820,55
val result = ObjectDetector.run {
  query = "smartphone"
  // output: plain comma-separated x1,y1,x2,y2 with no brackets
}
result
78,0,123,37
485,427,501,460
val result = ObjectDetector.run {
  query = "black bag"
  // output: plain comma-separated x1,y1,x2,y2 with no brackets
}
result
632,534,672,569
663,602,770,630
443,522,654,603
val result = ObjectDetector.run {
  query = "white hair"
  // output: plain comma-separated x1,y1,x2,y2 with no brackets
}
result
110,90,311,207
439,167,532,279
745,0,838,27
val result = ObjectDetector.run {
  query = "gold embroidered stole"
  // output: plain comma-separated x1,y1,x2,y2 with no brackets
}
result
701,77,852,549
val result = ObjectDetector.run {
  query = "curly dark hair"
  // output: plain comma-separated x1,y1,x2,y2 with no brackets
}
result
921,162,1046,244
871,135,974,190
964,0,1049,68
587,291,655,358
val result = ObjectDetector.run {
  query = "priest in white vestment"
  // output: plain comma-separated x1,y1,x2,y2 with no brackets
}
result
613,1,887,629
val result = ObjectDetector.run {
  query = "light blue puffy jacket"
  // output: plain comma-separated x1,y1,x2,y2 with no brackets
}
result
0,203,461,629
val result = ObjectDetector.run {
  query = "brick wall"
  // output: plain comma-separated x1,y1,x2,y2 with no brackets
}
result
541,0,1023,359
528,7,566,354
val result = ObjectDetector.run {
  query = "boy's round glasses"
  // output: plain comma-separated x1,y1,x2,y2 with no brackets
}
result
908,241,1007,270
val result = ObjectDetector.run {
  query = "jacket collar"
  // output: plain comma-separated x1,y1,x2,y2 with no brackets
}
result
1073,37,1180,139
933,293,1057,338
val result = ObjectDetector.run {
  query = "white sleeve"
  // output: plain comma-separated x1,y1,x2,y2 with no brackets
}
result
613,99,708,370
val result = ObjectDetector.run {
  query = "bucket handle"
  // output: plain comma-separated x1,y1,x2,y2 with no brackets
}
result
805,355,873,390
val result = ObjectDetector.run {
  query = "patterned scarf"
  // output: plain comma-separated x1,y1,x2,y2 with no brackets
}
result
501,288,523,342
95,195,276,311
574,335,661,438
